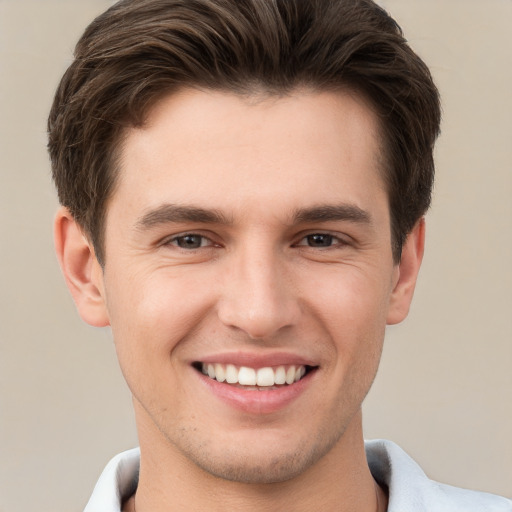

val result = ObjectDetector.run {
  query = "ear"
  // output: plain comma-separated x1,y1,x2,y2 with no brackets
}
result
386,218,425,325
54,207,110,327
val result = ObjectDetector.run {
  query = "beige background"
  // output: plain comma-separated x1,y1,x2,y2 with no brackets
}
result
0,1,510,511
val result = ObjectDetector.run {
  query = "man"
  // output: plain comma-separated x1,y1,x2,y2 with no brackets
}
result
47,0,511,511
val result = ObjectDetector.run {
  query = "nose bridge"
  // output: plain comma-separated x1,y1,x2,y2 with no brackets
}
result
217,239,299,339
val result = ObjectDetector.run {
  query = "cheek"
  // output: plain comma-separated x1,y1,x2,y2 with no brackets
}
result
104,268,216,373
311,267,390,389
314,267,392,334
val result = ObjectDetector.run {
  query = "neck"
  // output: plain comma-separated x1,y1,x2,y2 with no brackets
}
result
127,408,387,512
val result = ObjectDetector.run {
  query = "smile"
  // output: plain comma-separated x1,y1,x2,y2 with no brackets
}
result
196,363,312,388
193,359,318,413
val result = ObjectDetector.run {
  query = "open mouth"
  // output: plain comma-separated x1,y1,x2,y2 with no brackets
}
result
193,362,316,389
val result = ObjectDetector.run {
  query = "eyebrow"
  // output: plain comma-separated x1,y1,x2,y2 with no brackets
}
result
135,204,232,230
135,202,372,230
293,204,372,225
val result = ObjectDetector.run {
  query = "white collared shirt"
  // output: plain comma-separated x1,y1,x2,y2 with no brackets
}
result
84,440,512,511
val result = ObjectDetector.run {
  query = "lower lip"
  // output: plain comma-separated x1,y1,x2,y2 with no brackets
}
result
196,369,315,415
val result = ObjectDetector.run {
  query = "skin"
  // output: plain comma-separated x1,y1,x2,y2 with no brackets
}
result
55,89,424,511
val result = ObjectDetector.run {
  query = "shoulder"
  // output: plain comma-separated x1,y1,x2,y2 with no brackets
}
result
365,439,512,512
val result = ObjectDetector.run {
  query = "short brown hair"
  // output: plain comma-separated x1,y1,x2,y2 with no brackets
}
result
48,0,441,265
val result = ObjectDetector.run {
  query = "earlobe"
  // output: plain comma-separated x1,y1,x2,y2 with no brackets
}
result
386,218,425,325
54,207,110,327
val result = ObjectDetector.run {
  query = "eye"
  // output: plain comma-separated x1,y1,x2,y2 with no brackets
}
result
298,233,339,248
168,234,212,249
306,234,333,247
296,232,350,249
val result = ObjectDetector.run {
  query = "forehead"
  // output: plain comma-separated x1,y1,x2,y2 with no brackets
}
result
112,88,387,223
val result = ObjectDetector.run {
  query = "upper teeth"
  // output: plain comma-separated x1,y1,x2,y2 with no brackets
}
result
201,363,306,387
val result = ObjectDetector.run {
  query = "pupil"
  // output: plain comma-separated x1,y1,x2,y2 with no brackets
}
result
178,235,202,248
308,234,332,247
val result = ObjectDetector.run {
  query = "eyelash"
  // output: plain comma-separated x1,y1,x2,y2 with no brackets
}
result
165,233,217,250
163,232,348,251
294,233,347,249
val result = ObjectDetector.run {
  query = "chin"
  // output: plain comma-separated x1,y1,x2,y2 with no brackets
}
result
177,426,344,485
193,450,316,484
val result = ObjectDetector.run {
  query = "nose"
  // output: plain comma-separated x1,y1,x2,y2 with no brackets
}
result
217,246,301,340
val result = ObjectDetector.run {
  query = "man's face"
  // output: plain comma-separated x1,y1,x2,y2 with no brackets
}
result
94,89,408,482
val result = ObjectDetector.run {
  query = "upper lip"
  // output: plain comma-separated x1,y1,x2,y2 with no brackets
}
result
192,351,318,369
